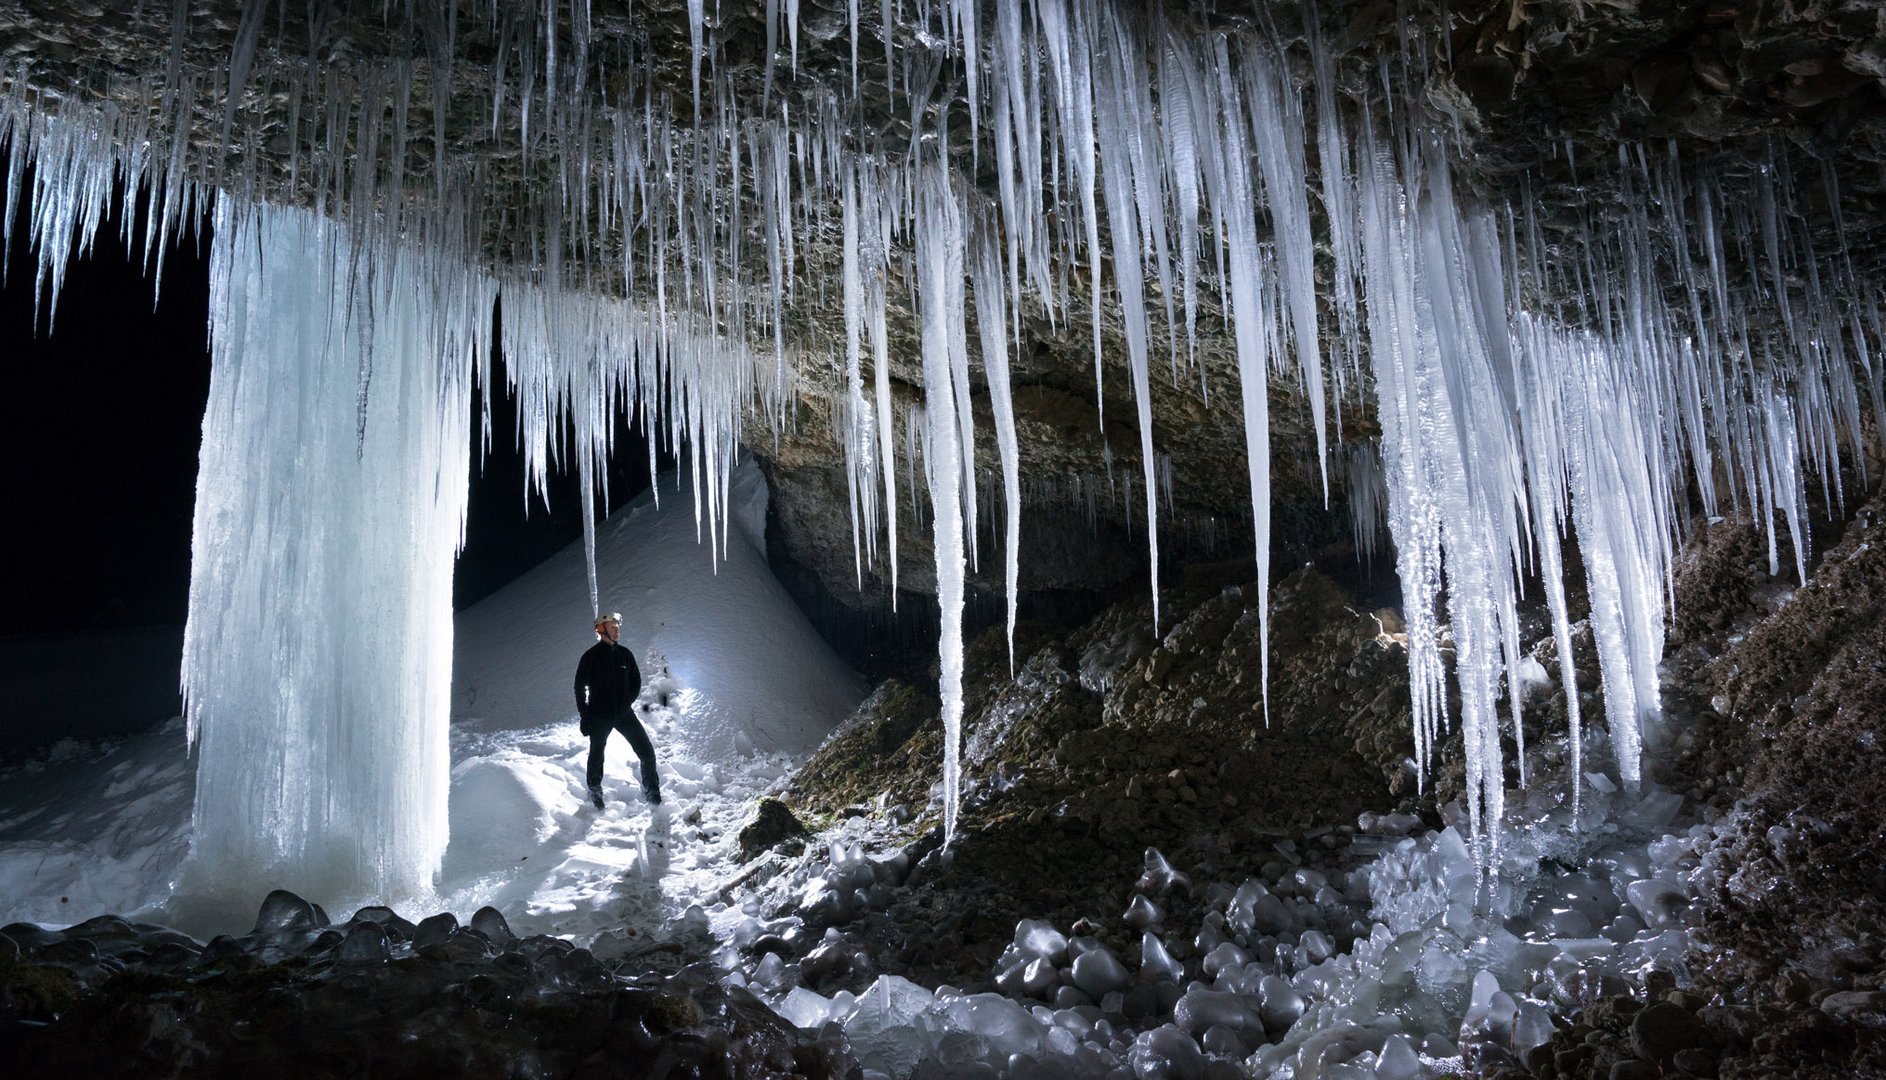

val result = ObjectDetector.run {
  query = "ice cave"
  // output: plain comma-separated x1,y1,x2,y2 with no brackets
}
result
0,0,1883,1076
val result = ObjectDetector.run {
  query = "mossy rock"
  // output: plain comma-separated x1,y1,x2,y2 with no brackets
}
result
786,679,941,817
645,989,706,1032
737,798,810,862
0,958,82,1020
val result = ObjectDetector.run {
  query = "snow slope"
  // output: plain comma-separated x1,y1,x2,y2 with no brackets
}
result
0,457,865,943
452,457,863,761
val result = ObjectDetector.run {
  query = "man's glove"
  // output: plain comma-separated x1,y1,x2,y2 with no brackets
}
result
578,713,593,737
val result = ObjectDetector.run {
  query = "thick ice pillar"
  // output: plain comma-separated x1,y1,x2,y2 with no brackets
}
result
182,204,488,902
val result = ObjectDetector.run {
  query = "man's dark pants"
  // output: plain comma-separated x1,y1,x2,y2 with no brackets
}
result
587,710,661,800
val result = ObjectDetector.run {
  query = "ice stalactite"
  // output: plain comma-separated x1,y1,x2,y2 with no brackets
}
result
1510,313,1588,817
1201,37,1276,722
971,213,1023,670
1155,31,1204,370
1091,2,1163,629
184,202,491,902
1354,127,1549,857
1559,329,1666,792
862,161,901,605
916,157,968,847
1345,442,1386,571
1037,0,1103,427
1310,15,1362,396
1245,45,1331,500
842,161,872,588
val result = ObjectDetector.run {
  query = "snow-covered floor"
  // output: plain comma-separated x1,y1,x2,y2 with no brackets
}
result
0,458,864,946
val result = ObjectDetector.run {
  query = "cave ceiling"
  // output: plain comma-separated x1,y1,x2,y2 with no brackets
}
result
3,0,1883,606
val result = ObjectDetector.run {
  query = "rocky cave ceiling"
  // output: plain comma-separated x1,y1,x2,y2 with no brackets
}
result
3,0,1883,609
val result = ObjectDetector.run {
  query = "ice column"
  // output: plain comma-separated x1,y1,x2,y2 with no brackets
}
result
183,202,489,902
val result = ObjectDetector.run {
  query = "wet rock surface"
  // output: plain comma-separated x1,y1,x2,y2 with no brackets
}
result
740,797,813,862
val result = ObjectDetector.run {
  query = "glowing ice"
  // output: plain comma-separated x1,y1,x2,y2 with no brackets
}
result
183,202,491,901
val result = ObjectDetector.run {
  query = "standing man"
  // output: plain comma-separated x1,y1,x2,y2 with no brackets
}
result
574,612,662,809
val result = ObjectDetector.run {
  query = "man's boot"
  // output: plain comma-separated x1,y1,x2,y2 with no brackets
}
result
589,785,606,810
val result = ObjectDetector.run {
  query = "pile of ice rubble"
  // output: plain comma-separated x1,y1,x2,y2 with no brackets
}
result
724,779,1724,1079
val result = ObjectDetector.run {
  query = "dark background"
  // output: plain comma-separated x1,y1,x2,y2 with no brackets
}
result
0,177,668,748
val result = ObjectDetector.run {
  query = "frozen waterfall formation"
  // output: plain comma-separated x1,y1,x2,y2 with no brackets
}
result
2,0,1880,899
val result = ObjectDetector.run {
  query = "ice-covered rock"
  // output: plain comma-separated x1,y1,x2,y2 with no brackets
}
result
1140,933,1184,984
1374,1033,1424,1079
778,986,835,1029
1257,974,1305,1034
1624,878,1689,929
337,922,390,964
1201,942,1249,979
1136,848,1191,896
1127,1023,1206,1080
1070,946,1133,998
1013,919,1069,963
1123,894,1163,929
1172,988,1263,1042
468,906,516,947
845,975,937,1077
252,889,324,933
931,992,1044,1064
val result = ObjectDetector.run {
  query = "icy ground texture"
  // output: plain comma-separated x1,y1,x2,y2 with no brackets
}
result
693,566,1749,1078
0,459,863,944
727,770,1720,1079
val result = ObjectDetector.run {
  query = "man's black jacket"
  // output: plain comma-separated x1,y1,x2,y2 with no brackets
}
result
574,639,642,733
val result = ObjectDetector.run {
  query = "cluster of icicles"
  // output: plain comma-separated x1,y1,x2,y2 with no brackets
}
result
3,0,1882,887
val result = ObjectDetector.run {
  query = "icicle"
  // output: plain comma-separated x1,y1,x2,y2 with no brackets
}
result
848,0,861,94
864,162,900,605
972,216,1022,670
1204,40,1273,720
843,163,867,586
579,414,602,616
1037,0,1103,426
916,154,967,847
953,0,979,153
1346,441,1385,569
1158,34,1204,366
764,0,779,109
1309,12,1361,380
1093,9,1162,630
1244,45,1330,500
